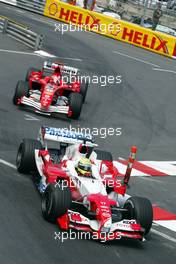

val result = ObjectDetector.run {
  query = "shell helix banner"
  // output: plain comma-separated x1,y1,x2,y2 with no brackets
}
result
44,0,176,58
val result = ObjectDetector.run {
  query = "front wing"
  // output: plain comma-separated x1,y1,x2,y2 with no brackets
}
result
20,96,69,115
57,210,144,242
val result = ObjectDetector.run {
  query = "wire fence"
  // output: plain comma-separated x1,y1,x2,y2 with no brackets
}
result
97,0,176,30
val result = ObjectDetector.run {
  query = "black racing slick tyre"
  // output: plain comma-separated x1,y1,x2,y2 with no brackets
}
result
16,139,42,174
13,80,29,105
94,150,113,162
25,67,40,81
68,93,83,119
124,196,153,235
42,183,71,223
80,80,88,103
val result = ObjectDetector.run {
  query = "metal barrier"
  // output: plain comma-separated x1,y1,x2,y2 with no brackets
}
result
130,0,176,17
16,0,45,14
0,17,5,32
0,16,44,49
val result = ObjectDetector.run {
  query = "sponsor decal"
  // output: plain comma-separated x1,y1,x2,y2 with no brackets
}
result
116,223,132,230
43,126,92,141
121,28,169,54
123,220,136,224
49,2,58,15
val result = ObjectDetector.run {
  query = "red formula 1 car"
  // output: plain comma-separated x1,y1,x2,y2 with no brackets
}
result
13,61,88,119
16,126,153,242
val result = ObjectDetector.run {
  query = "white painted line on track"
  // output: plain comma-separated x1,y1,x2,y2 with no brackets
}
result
152,68,176,74
24,114,40,121
56,56,83,62
140,161,176,176
114,160,149,177
154,220,176,232
151,228,176,243
15,9,25,14
0,159,16,170
34,50,82,61
0,49,37,56
34,50,56,58
0,0,16,6
0,49,76,60
113,51,160,68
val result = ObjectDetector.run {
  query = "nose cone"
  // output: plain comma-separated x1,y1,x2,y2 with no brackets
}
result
41,97,51,110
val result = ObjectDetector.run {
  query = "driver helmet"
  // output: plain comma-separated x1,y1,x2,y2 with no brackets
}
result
54,66,61,74
76,158,92,176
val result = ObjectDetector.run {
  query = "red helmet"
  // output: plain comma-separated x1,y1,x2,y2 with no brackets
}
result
54,66,61,74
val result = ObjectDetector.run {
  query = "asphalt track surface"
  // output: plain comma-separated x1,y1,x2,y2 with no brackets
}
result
0,3,176,263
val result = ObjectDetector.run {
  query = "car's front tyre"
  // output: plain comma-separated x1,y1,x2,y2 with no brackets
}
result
80,80,89,103
13,81,29,105
68,93,83,119
124,196,153,235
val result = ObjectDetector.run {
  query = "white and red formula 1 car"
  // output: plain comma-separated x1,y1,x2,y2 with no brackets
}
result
16,127,153,242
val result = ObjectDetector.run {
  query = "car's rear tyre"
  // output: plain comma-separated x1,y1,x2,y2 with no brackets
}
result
80,80,88,103
124,196,153,235
25,67,40,81
13,81,29,105
16,139,42,174
68,93,83,119
94,149,113,161
42,182,71,223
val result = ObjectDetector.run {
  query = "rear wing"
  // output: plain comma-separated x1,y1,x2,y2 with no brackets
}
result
62,65,79,76
43,61,79,76
38,126,97,146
